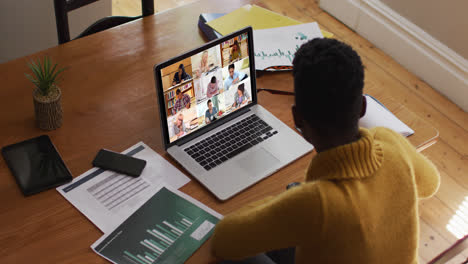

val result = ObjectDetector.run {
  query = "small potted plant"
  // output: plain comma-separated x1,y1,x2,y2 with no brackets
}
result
25,56,66,130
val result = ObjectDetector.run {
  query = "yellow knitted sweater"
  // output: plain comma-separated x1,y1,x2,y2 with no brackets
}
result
212,127,440,263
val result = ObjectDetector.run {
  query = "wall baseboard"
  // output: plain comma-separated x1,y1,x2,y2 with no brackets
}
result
320,0,468,112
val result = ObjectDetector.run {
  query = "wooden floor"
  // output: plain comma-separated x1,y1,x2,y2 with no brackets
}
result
113,0,468,263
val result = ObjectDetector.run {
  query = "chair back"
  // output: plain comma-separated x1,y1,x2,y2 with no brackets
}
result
53,0,154,44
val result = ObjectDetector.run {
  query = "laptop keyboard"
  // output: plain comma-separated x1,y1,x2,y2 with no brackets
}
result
184,114,278,171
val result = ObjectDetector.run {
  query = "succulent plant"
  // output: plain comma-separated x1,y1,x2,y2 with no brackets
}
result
25,56,66,96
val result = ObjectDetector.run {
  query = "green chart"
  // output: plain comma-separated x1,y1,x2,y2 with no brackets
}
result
93,187,220,264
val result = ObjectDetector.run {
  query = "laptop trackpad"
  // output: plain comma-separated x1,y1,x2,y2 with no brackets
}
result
236,147,279,177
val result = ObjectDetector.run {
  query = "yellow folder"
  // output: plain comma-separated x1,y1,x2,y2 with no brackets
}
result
206,4,333,38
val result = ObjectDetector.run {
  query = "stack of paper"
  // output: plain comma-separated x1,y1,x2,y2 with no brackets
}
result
58,142,223,263
206,4,333,37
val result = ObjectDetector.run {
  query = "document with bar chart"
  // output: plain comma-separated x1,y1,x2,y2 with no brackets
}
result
92,186,222,264
57,142,190,233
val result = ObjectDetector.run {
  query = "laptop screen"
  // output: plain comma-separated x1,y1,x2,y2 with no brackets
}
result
157,29,254,145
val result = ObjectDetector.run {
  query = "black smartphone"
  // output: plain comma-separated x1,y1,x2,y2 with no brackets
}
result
92,149,146,177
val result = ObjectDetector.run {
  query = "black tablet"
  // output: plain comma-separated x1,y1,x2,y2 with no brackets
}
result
2,135,72,196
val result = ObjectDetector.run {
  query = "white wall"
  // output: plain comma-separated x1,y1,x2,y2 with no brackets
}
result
0,0,111,64
381,0,468,60
320,0,468,112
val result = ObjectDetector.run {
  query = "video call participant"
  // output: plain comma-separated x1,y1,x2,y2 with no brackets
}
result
172,89,191,115
205,99,218,124
195,51,210,79
232,83,250,109
224,63,246,90
172,64,191,86
206,76,219,98
173,113,185,138
200,51,209,73
211,38,440,263
230,39,242,62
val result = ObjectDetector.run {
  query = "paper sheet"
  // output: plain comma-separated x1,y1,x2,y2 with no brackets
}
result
57,142,190,233
359,95,414,137
253,23,323,70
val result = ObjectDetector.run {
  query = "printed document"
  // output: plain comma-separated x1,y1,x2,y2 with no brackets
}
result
57,142,190,233
254,22,323,70
92,186,221,264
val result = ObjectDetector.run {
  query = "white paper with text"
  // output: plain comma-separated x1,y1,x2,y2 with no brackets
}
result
57,142,190,233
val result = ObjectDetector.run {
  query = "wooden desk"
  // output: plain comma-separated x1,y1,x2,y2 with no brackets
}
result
0,0,438,263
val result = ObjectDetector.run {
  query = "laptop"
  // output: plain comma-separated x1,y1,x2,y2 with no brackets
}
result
153,27,313,200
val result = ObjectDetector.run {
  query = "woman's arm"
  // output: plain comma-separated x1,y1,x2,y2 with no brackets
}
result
212,185,323,260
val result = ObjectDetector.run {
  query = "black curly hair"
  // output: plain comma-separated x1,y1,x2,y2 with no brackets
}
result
293,38,364,134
